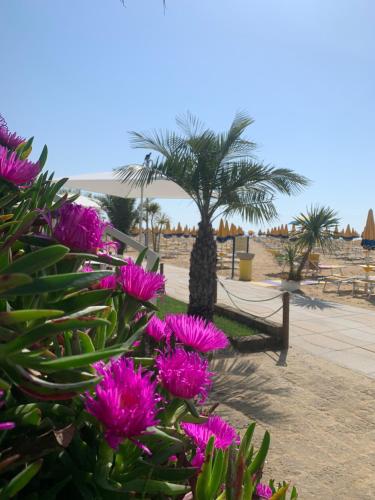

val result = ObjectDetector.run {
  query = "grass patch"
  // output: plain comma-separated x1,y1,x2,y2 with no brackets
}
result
157,296,257,338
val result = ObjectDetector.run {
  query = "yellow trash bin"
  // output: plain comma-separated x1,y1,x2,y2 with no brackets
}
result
237,252,255,281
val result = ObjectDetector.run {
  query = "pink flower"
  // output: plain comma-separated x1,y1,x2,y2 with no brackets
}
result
156,348,212,403
0,145,39,187
118,259,165,302
181,416,239,468
256,483,273,499
80,263,117,289
0,117,25,150
0,390,15,431
96,274,117,289
53,203,108,253
165,314,229,353
145,316,168,342
85,358,159,449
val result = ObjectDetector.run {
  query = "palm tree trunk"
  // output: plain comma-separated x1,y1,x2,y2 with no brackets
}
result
188,219,217,321
296,248,311,281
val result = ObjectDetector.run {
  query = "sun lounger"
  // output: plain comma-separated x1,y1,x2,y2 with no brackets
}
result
352,278,375,297
322,275,354,294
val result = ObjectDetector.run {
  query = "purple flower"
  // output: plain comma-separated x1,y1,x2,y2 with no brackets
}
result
118,259,165,302
80,263,117,289
181,416,239,468
0,145,40,187
145,316,168,342
165,314,229,353
85,358,159,449
256,483,273,499
0,117,25,150
53,203,108,253
96,274,117,289
156,348,212,403
0,390,15,431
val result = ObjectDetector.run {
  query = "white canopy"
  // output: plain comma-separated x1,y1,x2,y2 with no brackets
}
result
74,195,102,210
59,165,190,242
61,166,190,200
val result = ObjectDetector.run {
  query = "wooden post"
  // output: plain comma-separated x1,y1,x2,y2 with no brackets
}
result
282,292,290,349
160,262,164,275
231,237,236,279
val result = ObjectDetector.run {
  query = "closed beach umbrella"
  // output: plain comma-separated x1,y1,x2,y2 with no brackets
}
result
361,209,375,249
224,220,230,239
163,221,173,239
343,224,354,241
217,219,227,243
175,222,183,238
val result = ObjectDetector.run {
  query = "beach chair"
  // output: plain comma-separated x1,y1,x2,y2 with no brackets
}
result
352,278,375,297
322,275,354,294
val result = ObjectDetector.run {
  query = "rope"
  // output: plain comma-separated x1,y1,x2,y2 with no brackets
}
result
218,280,284,320
218,279,283,302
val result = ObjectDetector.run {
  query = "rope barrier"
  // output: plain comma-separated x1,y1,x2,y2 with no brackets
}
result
218,279,283,302
218,279,284,320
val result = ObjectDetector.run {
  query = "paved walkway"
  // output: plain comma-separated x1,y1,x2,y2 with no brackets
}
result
164,264,375,378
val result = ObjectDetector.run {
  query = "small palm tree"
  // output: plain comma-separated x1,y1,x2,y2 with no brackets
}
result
101,195,137,253
118,112,309,319
291,205,340,281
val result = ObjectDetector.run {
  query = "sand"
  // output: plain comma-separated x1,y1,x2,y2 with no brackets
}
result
210,346,375,499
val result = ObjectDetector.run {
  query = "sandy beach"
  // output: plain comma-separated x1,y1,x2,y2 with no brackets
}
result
210,346,375,499
156,236,375,311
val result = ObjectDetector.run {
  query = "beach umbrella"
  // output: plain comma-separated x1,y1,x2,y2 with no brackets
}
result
163,221,173,239
281,224,289,239
175,222,183,238
333,225,341,239
191,226,197,238
361,209,375,250
60,167,190,242
224,220,230,238
217,219,228,243
342,224,355,241
229,223,237,238
183,225,190,238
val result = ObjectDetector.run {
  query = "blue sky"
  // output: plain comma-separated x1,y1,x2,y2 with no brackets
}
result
2,0,374,232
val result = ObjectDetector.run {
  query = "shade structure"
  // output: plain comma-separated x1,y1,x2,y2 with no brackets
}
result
362,209,375,250
60,166,190,242
61,167,190,200
74,195,102,210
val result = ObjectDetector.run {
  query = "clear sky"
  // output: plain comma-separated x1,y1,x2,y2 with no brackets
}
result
2,0,374,232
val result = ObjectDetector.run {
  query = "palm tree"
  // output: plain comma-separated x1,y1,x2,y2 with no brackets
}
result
291,205,340,281
101,195,137,253
136,199,162,249
117,112,309,320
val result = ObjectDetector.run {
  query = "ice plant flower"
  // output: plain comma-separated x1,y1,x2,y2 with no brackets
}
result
156,348,212,403
80,264,117,289
0,390,15,431
145,316,168,342
165,314,229,353
256,483,273,499
53,203,108,253
0,145,40,187
85,358,159,449
181,416,239,468
0,117,25,150
118,259,165,301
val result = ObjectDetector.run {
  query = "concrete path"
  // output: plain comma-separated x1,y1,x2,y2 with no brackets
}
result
164,264,375,378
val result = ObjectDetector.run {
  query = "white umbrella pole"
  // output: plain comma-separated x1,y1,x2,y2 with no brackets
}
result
139,186,144,244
